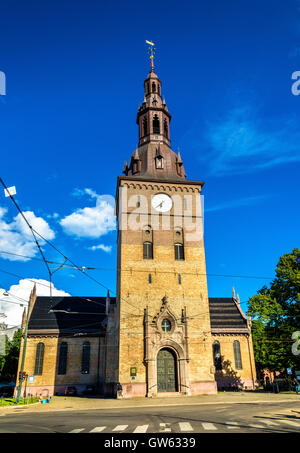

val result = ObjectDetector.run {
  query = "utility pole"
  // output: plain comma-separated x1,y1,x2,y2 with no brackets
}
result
16,296,31,404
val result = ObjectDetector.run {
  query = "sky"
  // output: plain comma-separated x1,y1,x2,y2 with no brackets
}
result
0,0,299,328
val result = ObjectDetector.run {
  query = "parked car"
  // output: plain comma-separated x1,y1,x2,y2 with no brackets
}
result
65,386,77,396
83,384,96,395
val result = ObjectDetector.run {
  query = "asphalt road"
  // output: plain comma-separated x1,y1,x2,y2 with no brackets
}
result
0,401,300,433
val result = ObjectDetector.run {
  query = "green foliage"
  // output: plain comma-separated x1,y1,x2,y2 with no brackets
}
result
248,248,300,374
0,329,22,382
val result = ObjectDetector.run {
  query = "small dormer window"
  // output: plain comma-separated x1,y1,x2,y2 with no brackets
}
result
155,155,164,169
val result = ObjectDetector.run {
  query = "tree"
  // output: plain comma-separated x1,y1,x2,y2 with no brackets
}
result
0,329,22,382
248,248,300,375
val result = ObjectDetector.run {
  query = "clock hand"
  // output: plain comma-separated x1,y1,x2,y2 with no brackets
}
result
155,201,164,209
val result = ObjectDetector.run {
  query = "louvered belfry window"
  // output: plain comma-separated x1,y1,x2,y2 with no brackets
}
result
58,342,68,375
34,342,45,375
81,341,90,374
233,340,243,370
143,242,153,259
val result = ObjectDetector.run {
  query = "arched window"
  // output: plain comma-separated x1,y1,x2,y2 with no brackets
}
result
143,117,148,136
58,342,68,375
164,119,168,138
34,342,45,375
174,243,184,260
152,82,156,93
213,340,222,371
143,241,153,259
233,340,242,370
153,114,160,134
158,85,161,96
81,341,90,374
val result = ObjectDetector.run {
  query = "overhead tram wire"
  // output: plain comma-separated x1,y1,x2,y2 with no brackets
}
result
0,179,141,316
0,249,275,281
0,177,54,306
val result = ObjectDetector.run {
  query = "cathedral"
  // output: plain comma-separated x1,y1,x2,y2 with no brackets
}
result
16,53,257,398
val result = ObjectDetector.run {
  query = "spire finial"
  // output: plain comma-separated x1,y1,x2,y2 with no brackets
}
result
146,40,155,71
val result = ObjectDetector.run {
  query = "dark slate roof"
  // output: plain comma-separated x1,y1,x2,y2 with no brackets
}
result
28,296,116,334
209,298,249,333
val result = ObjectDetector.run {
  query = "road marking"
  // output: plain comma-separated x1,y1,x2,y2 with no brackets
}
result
112,425,128,431
90,426,106,433
69,428,85,433
133,425,149,433
278,420,300,427
202,423,217,430
248,424,266,429
225,422,240,429
178,422,193,432
258,420,279,426
160,423,171,432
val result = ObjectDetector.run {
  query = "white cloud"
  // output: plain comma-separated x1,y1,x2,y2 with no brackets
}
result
0,208,55,261
202,106,300,176
60,189,116,239
0,278,70,328
88,244,112,253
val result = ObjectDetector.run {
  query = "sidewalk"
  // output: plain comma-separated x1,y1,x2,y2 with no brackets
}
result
0,392,299,414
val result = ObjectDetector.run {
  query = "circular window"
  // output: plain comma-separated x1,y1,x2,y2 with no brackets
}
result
161,319,171,333
176,231,181,236
145,230,150,235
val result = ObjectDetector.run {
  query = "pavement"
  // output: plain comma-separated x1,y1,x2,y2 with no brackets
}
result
0,391,299,414
0,395,300,433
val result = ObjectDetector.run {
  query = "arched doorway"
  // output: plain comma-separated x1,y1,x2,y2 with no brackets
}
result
157,348,178,392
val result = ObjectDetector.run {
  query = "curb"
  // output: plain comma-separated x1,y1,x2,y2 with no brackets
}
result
0,402,40,410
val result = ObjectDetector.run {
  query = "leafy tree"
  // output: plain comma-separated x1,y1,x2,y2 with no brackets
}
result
0,329,22,382
248,248,300,375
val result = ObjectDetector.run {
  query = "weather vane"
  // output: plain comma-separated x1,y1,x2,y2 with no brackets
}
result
146,40,155,65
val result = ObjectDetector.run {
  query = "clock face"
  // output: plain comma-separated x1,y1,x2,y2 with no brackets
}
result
152,193,173,212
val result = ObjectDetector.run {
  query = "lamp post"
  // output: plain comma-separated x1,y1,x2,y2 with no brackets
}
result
16,297,30,404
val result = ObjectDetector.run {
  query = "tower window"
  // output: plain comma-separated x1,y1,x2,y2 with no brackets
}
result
152,82,156,93
81,341,90,374
153,114,160,134
178,273,181,285
213,341,222,371
148,274,152,284
34,342,45,375
164,119,168,138
161,319,171,333
155,156,163,169
233,340,243,370
174,243,184,260
143,241,153,259
143,117,148,136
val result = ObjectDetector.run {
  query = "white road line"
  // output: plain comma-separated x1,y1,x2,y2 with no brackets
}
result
178,422,194,432
133,425,149,433
160,423,171,432
258,420,279,426
225,422,240,429
90,426,106,433
248,424,266,429
277,420,300,427
112,425,128,432
69,428,85,433
202,423,217,430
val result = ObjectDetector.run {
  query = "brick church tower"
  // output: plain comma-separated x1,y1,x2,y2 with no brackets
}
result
112,52,217,397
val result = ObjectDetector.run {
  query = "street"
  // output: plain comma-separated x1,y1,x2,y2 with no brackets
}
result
0,400,300,433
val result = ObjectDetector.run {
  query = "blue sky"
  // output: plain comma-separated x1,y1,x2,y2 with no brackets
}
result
0,0,300,326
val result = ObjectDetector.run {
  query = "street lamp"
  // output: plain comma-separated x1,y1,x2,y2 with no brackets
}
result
16,296,31,404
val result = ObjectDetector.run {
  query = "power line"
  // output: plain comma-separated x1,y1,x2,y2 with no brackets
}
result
0,249,275,281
